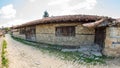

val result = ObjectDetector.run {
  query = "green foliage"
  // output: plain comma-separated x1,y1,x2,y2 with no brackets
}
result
43,11,49,18
1,40,9,68
2,40,7,48
4,27,10,31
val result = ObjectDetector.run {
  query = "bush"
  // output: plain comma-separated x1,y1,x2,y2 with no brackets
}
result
1,40,8,68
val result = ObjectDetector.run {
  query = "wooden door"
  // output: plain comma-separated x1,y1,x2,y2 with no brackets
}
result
94,27,106,49
25,26,36,41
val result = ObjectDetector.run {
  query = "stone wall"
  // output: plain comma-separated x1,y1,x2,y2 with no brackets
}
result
36,23,95,46
104,27,120,57
12,29,26,39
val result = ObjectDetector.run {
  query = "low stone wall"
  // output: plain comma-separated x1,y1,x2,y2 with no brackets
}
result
104,27,120,57
36,33,94,46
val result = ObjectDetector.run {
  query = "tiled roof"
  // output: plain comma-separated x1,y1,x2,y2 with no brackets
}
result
12,14,114,28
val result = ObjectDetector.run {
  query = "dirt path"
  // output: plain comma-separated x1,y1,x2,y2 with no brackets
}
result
5,34,81,68
4,34,120,68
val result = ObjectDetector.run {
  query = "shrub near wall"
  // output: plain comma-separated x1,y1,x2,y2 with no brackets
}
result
1,40,8,68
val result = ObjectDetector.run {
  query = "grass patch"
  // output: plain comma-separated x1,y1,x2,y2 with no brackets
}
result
1,40,9,68
11,35,109,64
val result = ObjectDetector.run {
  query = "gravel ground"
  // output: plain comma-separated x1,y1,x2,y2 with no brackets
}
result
3,34,120,68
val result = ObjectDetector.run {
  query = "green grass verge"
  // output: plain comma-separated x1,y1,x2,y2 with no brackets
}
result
1,40,8,68
11,35,111,64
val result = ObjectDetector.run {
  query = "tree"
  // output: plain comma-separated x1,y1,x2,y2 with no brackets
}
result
43,11,49,18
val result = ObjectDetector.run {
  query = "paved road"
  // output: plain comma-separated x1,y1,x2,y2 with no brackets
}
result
3,34,120,68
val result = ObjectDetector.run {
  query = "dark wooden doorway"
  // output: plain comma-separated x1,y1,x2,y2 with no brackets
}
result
25,26,36,41
94,27,106,49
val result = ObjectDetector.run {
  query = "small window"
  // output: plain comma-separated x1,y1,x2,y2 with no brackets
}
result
55,26,75,36
20,28,25,34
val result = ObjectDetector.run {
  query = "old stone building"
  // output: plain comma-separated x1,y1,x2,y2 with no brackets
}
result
11,15,120,57
103,18,120,56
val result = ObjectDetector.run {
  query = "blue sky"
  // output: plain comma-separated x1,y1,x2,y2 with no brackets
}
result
0,0,120,27
0,0,25,8
100,0,120,12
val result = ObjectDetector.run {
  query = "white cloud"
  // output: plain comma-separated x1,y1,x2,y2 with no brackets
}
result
85,0,97,9
0,4,16,19
67,0,97,10
1,19,30,27
48,0,97,14
29,0,36,2
48,0,70,5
